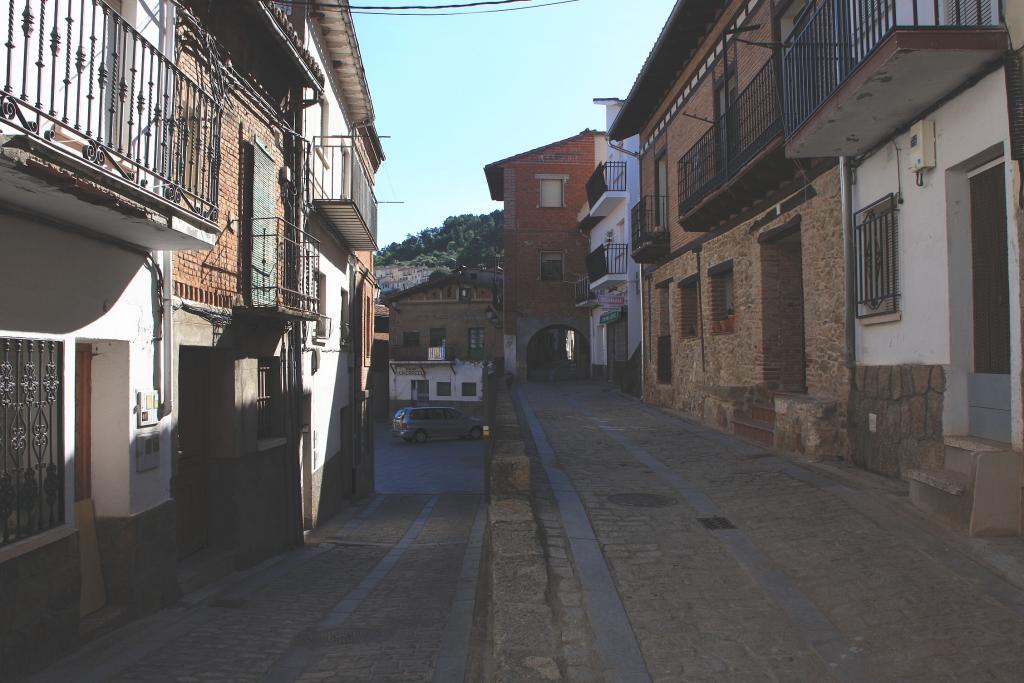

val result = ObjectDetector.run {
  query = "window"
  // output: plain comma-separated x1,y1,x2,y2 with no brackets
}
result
709,261,736,334
257,357,280,438
468,327,485,359
314,272,328,339
462,382,478,397
429,328,446,347
436,381,452,397
540,252,564,282
460,286,472,301
655,284,672,384
657,285,671,337
539,178,565,207
679,279,699,338
412,380,429,401
339,289,350,345
854,194,899,318
403,331,421,347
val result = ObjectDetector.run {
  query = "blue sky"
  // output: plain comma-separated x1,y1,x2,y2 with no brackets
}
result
352,0,676,249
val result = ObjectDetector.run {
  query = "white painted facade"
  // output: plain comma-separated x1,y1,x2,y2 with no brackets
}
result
0,0,183,559
389,361,485,406
585,100,642,383
852,69,1022,448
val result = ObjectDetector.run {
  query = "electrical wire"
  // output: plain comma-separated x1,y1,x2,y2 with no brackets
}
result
278,0,579,15
350,1,578,15
288,0,535,8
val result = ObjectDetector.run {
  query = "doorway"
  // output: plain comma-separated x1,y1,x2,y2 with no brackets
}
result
967,161,1011,442
526,326,589,381
175,348,214,560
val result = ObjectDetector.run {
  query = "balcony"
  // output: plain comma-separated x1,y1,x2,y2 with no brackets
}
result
309,136,378,251
784,0,1007,157
631,195,670,263
242,217,320,319
575,275,598,308
677,59,789,229
391,344,461,362
586,243,628,291
0,0,222,250
586,161,628,217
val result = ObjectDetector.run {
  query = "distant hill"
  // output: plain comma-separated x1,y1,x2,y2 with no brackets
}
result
376,210,503,269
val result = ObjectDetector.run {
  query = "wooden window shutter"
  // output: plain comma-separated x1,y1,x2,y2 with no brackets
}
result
247,138,278,307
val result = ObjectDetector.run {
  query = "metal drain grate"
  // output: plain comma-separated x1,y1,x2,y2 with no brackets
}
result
607,493,677,508
697,516,736,530
208,598,247,609
306,627,383,646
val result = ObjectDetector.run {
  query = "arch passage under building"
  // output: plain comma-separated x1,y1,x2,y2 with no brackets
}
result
526,325,589,381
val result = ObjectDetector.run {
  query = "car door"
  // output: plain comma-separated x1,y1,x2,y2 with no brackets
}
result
427,408,450,436
444,408,465,436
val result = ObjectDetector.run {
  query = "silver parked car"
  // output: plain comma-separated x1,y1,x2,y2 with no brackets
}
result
393,406,484,443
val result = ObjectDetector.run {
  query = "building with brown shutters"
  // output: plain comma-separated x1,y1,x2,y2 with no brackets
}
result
485,130,604,380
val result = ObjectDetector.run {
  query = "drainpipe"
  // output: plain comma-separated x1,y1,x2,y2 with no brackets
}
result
637,262,645,399
162,250,174,417
840,157,856,372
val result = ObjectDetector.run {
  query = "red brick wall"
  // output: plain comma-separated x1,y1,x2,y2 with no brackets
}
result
759,236,806,391
500,132,598,342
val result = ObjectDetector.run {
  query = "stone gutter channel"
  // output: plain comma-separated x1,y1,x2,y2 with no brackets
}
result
469,379,602,682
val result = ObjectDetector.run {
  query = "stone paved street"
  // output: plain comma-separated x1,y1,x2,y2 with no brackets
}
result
28,428,484,683
519,382,1024,683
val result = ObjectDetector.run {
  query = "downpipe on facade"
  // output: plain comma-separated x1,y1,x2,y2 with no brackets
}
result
840,156,857,375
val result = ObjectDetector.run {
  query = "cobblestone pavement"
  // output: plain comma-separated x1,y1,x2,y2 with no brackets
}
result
518,382,1024,683
30,429,484,683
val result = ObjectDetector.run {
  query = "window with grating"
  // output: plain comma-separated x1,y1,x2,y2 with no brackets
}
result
657,285,671,336
854,194,899,319
710,268,735,321
257,357,279,439
248,138,278,307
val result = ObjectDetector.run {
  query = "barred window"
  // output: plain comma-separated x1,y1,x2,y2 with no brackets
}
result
709,263,735,321
854,194,899,318
256,357,280,439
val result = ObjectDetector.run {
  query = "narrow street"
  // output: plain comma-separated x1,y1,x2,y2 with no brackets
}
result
29,428,485,683
519,382,1024,682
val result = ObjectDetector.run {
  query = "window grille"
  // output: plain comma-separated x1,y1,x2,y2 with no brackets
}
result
257,358,277,439
854,194,899,318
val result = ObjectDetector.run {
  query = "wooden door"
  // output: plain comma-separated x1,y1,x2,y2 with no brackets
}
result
175,348,211,559
968,162,1011,441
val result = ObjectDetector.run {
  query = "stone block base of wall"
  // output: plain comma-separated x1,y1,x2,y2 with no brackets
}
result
0,530,80,683
851,364,945,478
774,393,846,461
95,499,178,618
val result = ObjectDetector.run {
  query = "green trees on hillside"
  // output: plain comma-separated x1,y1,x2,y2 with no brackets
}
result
376,210,503,269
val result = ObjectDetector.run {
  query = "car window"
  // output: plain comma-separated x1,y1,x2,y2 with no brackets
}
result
410,409,428,420
394,409,405,420
428,408,446,420
444,409,462,419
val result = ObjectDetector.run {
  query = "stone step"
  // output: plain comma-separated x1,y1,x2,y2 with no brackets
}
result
732,416,774,447
908,468,972,531
944,436,1013,477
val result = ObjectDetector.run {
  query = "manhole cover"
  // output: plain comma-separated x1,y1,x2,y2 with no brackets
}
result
607,493,677,508
697,516,736,530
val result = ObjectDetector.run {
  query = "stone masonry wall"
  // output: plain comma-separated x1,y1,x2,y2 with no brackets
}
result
850,365,946,478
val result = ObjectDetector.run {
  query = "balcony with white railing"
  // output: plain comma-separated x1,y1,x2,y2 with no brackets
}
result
784,0,1007,157
0,0,222,249
308,136,378,251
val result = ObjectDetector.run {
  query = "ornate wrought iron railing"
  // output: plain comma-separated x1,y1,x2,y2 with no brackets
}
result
586,242,628,281
574,274,593,304
631,195,670,249
677,59,782,216
854,193,899,318
585,160,627,207
246,217,320,316
783,0,1001,137
309,136,378,243
0,0,222,222
1,337,63,547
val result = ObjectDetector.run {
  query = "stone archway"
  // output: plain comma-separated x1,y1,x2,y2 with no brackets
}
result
526,325,589,381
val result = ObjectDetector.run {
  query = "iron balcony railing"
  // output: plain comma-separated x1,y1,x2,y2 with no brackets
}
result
309,135,378,244
574,274,594,305
631,195,670,248
783,0,1001,137
0,0,221,222
586,243,628,281
677,59,782,217
246,217,320,317
391,344,461,362
585,160,627,207
0,337,64,547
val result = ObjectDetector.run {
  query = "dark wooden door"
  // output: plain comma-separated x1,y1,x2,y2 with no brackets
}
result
175,348,211,560
75,344,92,502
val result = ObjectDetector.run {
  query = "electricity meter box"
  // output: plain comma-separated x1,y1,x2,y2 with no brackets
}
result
909,120,935,171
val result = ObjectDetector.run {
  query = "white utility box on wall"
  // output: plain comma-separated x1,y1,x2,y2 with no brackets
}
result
909,120,935,171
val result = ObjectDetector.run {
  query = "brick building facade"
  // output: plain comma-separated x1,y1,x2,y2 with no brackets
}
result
612,0,846,459
485,131,603,380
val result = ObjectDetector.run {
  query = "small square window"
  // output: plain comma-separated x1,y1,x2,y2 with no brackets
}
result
539,178,565,208
462,382,477,397
403,331,420,347
436,381,452,397
540,252,563,282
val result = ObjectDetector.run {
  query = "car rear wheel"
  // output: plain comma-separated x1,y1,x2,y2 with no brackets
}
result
469,426,482,440
414,430,428,444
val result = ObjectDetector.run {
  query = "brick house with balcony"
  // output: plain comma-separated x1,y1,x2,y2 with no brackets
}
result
485,130,603,380
384,267,502,411
780,0,1023,534
614,0,846,460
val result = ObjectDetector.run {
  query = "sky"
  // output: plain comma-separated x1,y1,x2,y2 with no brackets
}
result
352,0,677,250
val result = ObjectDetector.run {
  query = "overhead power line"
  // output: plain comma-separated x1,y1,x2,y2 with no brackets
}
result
283,0,532,9
277,0,580,16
